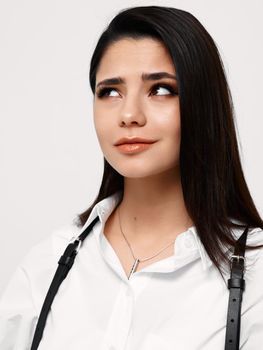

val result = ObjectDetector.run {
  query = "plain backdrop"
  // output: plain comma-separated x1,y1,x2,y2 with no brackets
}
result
1,0,262,295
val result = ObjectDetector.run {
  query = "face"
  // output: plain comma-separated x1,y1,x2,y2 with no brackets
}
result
93,37,181,179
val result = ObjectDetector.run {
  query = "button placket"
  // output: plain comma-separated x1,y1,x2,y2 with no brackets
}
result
101,285,133,350
125,285,133,297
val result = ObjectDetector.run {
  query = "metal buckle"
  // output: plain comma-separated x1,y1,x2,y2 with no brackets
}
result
69,236,82,253
231,254,245,262
230,254,246,268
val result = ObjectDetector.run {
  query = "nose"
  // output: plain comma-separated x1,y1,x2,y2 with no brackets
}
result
119,92,146,127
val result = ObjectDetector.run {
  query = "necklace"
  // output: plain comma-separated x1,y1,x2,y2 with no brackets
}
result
117,205,178,279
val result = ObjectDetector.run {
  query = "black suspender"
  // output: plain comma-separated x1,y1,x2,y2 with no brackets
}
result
30,221,249,350
30,216,100,350
224,225,249,349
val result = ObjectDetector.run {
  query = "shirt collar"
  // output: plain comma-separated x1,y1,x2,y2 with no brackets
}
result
188,226,214,270
78,190,216,272
78,190,123,234
78,192,258,273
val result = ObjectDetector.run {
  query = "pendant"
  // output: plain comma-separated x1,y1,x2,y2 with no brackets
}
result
128,258,139,279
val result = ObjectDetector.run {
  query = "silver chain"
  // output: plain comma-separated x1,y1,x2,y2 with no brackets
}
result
117,205,177,277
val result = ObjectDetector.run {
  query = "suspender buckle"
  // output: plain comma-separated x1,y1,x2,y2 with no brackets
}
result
230,254,245,262
230,254,246,268
69,236,82,253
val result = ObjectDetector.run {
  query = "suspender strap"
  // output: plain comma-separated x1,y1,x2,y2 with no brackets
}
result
224,225,249,350
30,215,100,350
30,218,249,350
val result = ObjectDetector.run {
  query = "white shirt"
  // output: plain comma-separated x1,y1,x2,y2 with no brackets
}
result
1,190,263,350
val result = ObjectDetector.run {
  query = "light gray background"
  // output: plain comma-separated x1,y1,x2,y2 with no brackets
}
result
1,0,262,295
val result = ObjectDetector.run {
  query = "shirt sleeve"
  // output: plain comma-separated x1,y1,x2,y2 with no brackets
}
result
0,264,38,350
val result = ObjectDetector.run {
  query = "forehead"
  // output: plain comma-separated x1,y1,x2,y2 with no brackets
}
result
96,38,176,79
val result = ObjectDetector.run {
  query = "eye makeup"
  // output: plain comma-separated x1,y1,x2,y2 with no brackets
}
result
95,82,178,98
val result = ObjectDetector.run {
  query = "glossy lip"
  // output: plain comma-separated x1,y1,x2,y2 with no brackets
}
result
116,142,154,154
114,136,157,146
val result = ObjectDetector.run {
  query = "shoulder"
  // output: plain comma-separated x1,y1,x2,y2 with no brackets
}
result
219,226,263,276
239,227,263,328
244,226,263,261
8,222,84,308
19,222,82,274
0,223,82,347
233,226,263,271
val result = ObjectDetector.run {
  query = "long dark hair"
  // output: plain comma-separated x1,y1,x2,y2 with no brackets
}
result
74,5,263,277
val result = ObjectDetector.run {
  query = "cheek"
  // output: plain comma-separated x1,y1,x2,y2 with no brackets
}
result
157,106,181,163
93,107,111,144
94,120,109,148
151,103,180,140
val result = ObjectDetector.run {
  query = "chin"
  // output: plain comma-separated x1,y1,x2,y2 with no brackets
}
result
105,154,176,177
116,167,172,179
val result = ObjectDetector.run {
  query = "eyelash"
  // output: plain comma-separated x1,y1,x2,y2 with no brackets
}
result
96,83,178,98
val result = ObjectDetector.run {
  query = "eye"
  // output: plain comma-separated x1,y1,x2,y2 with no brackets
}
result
150,83,178,96
95,83,178,99
96,87,120,98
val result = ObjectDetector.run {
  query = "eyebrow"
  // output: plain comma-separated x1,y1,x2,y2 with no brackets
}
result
96,72,177,89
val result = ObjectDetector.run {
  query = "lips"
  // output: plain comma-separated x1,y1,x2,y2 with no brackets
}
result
116,142,154,154
114,137,156,146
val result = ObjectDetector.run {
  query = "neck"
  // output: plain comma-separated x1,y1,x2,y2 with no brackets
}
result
116,168,193,245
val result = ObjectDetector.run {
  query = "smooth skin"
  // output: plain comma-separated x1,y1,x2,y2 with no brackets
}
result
93,38,193,274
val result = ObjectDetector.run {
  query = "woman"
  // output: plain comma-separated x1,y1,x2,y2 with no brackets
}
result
1,5,263,350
